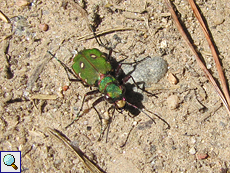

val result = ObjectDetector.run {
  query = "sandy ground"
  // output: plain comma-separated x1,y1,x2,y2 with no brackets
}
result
0,0,230,172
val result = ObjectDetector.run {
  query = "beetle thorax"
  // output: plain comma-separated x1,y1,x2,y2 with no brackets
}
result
98,74,125,105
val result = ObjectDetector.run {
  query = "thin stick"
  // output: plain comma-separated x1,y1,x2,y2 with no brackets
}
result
164,0,230,116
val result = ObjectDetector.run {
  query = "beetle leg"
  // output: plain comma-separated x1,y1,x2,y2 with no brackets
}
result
123,75,155,96
91,96,106,140
122,75,131,84
48,51,81,82
91,96,104,121
115,64,122,77
92,96,114,141
126,101,156,124
79,90,100,115
122,75,145,90
65,90,100,129
107,48,113,62
120,123,135,148
103,105,115,142
90,25,113,51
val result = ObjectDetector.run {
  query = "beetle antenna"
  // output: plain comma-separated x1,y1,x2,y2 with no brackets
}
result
90,24,112,51
47,51,79,80
126,101,156,124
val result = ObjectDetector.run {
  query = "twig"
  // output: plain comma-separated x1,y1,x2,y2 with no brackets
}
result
164,0,230,116
27,54,53,90
69,1,146,41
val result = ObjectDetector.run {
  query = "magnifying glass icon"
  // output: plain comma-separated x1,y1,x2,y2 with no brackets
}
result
3,154,18,170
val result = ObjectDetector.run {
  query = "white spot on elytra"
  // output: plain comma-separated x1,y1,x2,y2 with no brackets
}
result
90,54,97,59
80,62,84,69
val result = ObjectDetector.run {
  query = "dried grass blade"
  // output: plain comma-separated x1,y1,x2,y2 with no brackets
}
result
47,128,104,173
188,0,230,109
76,27,138,41
164,0,230,115
69,1,91,31
30,94,57,100
0,10,10,23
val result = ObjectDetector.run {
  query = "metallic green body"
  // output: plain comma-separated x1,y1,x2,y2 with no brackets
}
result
98,76,123,102
98,76,115,92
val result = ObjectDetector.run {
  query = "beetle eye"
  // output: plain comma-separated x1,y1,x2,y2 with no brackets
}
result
104,95,112,103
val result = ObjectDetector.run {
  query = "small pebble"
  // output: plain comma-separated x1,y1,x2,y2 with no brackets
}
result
172,146,176,150
160,40,167,49
213,17,224,26
62,85,69,91
196,153,208,160
39,23,49,31
167,95,179,109
168,73,178,84
189,147,196,155
219,121,226,127
54,159,63,168
16,0,30,6
57,87,64,98
133,121,137,126
86,126,92,131
191,137,196,144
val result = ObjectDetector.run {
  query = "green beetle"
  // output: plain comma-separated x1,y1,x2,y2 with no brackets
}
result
48,48,155,129
72,48,126,109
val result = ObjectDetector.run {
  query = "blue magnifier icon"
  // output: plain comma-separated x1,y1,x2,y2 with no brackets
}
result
3,154,18,170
